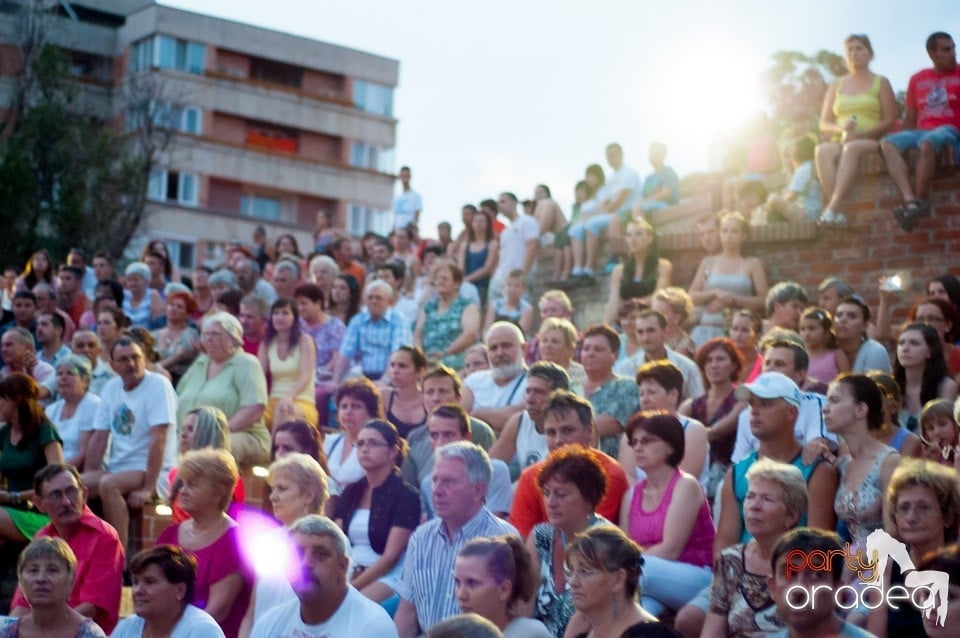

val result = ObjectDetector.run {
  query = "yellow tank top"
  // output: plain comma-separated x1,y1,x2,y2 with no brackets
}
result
268,340,316,404
831,75,883,139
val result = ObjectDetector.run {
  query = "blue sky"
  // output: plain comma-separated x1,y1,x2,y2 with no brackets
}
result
167,0,960,234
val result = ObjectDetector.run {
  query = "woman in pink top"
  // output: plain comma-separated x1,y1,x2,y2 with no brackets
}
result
619,410,715,618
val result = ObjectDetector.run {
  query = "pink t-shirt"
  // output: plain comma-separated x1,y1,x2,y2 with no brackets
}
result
156,523,253,638
628,469,715,568
906,66,960,130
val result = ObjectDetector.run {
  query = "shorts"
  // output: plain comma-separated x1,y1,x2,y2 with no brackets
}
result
883,125,960,153
686,584,713,613
567,213,613,240
6,506,50,540
639,200,672,214
554,225,572,248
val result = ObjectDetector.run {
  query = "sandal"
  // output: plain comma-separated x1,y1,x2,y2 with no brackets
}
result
892,200,931,232
818,210,848,227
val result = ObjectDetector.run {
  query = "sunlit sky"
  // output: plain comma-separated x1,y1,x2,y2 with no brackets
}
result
167,0,958,235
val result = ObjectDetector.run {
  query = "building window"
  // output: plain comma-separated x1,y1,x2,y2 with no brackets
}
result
347,204,390,235
147,170,198,206
241,195,281,221
181,107,202,134
130,36,205,75
127,104,202,134
164,239,196,270
349,142,394,172
353,80,394,117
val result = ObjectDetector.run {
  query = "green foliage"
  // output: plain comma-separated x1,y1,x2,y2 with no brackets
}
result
762,48,846,130
0,45,150,267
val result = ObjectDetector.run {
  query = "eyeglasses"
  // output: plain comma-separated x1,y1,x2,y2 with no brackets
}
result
352,440,390,450
894,502,937,517
43,487,81,502
563,566,600,582
629,435,661,448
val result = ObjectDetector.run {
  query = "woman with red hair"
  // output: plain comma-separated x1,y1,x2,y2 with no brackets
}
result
153,291,200,385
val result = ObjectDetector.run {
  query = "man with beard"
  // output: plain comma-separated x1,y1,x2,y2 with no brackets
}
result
251,514,397,637
462,321,528,433
489,361,571,472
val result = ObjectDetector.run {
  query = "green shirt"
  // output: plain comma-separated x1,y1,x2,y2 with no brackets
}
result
0,420,62,493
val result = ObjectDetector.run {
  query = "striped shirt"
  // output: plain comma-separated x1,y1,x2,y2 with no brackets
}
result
396,506,517,632
338,307,412,376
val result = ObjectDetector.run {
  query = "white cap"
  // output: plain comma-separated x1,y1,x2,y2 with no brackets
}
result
734,372,802,408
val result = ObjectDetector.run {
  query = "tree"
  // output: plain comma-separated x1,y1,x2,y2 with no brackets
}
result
0,1,179,266
762,49,847,130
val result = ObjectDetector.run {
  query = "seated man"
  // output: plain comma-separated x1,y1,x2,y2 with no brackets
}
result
238,294,269,357
763,137,822,224
402,365,496,490
489,361,571,473
419,404,512,518
83,337,179,552
394,442,517,637
36,311,71,367
881,31,960,231
333,279,413,383
10,464,124,633
768,528,875,638
1,326,55,400
509,390,628,538
0,290,38,337
763,281,809,333
580,324,641,457
251,515,397,637
70,330,116,396
614,309,704,400
462,322,528,433
631,141,680,216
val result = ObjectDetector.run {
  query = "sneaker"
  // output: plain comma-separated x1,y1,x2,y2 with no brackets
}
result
819,210,848,227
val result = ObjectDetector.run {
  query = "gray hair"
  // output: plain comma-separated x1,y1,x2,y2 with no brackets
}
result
185,406,230,451
363,279,393,299
817,277,854,297
164,282,191,297
308,255,339,281
239,294,269,318
125,262,151,280
274,258,301,279
268,453,329,513
56,354,92,382
484,320,525,346
289,514,350,558
435,441,492,488
5,327,36,351
427,614,504,638
745,457,808,525
208,269,237,290
202,312,243,347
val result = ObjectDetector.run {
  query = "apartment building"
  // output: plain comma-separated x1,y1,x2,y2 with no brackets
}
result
0,0,399,270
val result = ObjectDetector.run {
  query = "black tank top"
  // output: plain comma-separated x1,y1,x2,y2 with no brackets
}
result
619,255,656,300
386,390,427,439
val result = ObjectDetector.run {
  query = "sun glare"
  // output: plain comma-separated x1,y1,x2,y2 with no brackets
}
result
650,38,765,163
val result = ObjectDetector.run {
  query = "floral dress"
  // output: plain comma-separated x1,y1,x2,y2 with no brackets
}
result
422,295,474,369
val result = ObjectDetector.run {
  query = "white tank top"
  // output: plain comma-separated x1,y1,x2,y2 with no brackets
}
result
515,411,549,470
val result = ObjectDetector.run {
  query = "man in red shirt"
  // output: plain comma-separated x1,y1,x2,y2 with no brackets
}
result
11,464,124,633
881,31,960,230
329,235,366,288
509,390,628,537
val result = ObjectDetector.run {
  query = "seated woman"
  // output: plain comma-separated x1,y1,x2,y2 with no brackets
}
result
689,212,768,347
177,313,270,467
651,287,696,359
701,458,807,637
122,262,164,329
619,411,714,618
461,343,490,378
167,406,245,522
238,452,329,636
415,261,480,370
112,545,225,637
866,371,924,456
878,296,960,380
458,206,499,306
536,317,586,392
615,299,646,363
526,446,609,638
258,298,318,428
679,338,746,497
822,374,900,545
293,283,345,426
564,526,680,638
380,346,428,439
45,354,101,470
156,449,253,638
323,377,385,492
0,537,107,638
454,535,550,637
603,219,671,324
868,459,960,636
328,274,361,327
153,291,200,385
815,34,897,225
0,373,64,544
96,306,130,369
893,322,958,432
334,419,420,602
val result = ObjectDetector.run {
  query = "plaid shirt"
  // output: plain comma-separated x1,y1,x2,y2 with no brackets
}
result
338,307,412,376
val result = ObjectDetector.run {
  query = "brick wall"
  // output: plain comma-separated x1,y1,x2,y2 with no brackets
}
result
547,167,960,331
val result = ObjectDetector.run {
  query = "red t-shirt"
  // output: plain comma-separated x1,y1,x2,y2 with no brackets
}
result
906,66,960,130
11,506,125,634
509,447,629,538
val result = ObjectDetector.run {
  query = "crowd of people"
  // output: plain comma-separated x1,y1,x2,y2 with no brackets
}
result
0,28,958,638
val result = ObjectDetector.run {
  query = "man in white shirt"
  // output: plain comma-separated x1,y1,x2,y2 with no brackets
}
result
463,322,528,433
251,514,397,638
730,339,835,463
392,166,422,230
488,192,539,305
615,309,704,400
83,338,178,551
